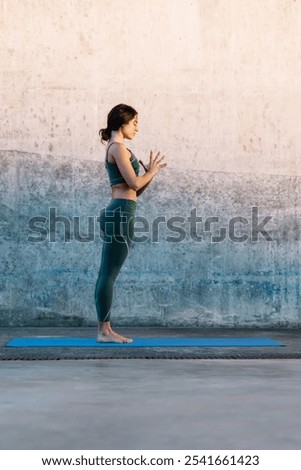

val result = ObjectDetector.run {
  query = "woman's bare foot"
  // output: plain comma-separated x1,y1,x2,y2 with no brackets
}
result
109,327,133,343
97,322,133,343
97,331,123,343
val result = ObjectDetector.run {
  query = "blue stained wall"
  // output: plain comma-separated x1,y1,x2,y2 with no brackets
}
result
1,150,300,327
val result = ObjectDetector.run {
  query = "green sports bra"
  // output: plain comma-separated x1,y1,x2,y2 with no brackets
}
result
105,143,140,186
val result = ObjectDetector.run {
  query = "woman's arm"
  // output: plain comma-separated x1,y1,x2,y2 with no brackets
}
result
137,159,153,196
110,143,156,191
136,177,153,196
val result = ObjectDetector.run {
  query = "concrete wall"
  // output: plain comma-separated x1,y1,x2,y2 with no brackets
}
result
0,0,300,327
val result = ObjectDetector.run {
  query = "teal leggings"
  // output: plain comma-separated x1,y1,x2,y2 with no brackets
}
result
94,199,136,322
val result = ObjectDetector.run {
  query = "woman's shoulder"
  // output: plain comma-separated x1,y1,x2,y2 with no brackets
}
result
107,141,128,151
106,142,131,163
108,142,132,156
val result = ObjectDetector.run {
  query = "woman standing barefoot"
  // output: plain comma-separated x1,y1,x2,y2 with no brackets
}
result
95,104,167,343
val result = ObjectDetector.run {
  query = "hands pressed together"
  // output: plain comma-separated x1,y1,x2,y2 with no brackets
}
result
139,150,167,175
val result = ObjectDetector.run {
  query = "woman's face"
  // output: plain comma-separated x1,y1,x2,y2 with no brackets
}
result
121,115,139,140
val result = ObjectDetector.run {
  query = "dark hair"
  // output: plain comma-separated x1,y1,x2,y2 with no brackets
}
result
99,103,138,144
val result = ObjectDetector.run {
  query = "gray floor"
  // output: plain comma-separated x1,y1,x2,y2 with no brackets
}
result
1,359,301,450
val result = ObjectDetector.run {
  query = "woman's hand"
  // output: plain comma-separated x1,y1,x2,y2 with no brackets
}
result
139,150,167,174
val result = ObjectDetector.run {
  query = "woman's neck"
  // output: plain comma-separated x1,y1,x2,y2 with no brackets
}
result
110,130,124,144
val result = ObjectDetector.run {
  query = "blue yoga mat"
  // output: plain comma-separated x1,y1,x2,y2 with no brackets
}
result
6,337,284,348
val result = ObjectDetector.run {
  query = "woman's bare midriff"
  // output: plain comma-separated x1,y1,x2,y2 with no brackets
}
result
111,183,137,202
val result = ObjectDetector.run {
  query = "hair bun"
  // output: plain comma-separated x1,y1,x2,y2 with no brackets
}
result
99,127,111,142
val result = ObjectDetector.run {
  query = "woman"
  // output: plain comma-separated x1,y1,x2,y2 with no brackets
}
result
95,104,167,343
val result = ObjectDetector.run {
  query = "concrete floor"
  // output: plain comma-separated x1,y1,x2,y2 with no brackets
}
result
1,359,301,450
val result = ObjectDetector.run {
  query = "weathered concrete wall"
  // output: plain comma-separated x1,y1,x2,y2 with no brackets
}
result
0,0,301,326
1,149,300,327
1,0,300,175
